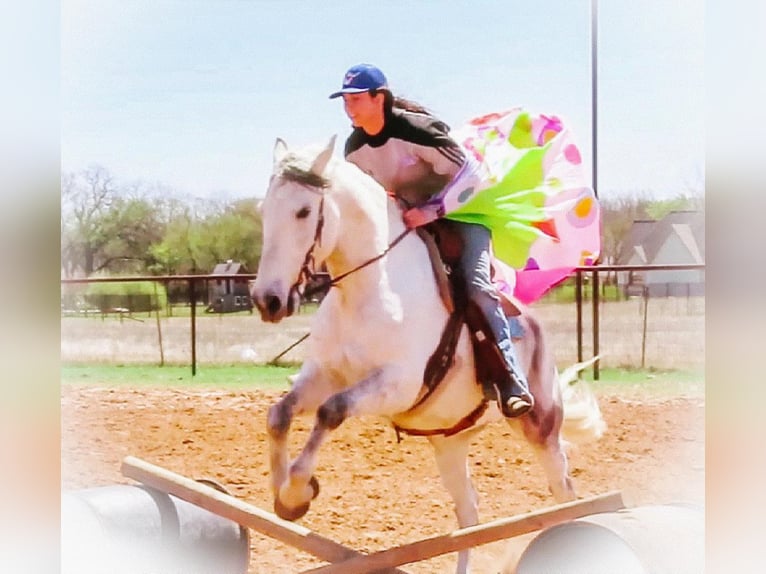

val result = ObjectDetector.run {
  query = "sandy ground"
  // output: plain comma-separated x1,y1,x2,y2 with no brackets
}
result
61,383,704,574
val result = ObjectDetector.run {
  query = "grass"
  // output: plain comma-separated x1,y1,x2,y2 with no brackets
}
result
61,363,704,398
539,281,624,304
580,366,705,398
61,363,298,390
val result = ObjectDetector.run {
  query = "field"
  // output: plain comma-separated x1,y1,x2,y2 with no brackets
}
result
61,297,704,573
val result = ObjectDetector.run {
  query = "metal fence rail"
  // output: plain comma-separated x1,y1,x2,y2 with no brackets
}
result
61,264,705,377
573,263,704,379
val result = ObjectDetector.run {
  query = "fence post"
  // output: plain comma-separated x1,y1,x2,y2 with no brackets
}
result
576,271,583,364
153,281,165,367
190,279,197,376
592,268,600,381
641,285,649,369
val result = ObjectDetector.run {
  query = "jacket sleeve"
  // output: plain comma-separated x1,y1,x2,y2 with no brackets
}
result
405,118,468,225
410,118,465,179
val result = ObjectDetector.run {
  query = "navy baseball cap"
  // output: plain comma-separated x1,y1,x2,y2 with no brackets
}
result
328,64,388,99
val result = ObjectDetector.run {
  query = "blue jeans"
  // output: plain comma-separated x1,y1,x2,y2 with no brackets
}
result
454,221,529,393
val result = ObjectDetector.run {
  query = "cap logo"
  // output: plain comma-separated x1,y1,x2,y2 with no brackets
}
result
343,71,360,86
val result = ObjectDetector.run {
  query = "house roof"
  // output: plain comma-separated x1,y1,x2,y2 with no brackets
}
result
619,210,705,265
211,260,250,275
621,220,656,264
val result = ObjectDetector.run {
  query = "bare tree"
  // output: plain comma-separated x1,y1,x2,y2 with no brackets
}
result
61,166,117,276
61,166,264,277
600,192,653,266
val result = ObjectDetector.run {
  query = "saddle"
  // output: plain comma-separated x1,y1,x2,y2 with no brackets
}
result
413,220,524,410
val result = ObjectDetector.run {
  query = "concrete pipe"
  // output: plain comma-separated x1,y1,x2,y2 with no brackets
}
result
513,503,703,574
61,482,250,574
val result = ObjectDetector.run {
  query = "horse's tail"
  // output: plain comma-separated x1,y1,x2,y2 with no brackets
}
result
558,356,607,445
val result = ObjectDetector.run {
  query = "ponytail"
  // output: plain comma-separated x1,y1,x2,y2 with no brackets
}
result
373,89,435,117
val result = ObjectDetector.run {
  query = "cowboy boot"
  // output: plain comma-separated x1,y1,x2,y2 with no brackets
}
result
486,370,534,418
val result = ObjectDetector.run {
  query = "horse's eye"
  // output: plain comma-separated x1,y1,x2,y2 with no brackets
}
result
296,206,311,219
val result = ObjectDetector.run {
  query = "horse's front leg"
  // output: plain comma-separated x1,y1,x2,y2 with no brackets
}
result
266,390,298,498
277,367,413,520
266,363,334,518
429,432,480,574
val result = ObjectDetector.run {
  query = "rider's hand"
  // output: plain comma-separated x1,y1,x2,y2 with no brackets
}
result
403,207,432,229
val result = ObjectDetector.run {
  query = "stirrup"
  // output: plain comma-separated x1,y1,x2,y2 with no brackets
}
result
486,383,533,418
503,396,532,418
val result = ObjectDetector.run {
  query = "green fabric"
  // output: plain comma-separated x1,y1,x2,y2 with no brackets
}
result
446,107,601,276
507,112,537,149
447,143,550,267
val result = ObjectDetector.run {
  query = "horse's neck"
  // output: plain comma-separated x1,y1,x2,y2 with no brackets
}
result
323,169,407,303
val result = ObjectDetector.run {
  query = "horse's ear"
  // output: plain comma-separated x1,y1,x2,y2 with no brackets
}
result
273,138,288,167
310,134,337,176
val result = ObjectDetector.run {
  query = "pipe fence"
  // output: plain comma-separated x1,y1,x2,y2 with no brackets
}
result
61,264,705,379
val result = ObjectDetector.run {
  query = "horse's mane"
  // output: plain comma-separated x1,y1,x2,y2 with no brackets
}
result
276,147,381,196
276,151,331,189
274,144,395,222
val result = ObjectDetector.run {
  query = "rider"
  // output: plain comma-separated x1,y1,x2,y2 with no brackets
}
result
329,63,533,418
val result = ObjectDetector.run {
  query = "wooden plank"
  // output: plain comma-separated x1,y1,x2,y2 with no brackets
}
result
120,456,408,573
302,491,625,574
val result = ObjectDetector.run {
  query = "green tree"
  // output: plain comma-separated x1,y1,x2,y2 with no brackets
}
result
62,166,265,277
645,193,704,220
149,211,200,274
96,195,165,273
149,197,262,274
193,198,262,272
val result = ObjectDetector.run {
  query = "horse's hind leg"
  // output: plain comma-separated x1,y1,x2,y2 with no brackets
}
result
516,390,576,502
528,433,576,502
514,313,576,503
429,432,480,574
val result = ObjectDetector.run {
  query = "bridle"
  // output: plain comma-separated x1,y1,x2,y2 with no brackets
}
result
286,191,325,308
287,186,411,305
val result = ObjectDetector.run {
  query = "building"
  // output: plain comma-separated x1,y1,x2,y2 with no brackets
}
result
206,260,254,313
617,210,705,297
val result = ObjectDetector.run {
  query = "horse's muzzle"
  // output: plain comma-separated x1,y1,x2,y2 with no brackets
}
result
251,284,300,323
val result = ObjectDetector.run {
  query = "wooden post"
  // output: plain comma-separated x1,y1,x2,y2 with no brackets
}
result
120,456,407,574
575,271,583,364
592,268,600,380
153,281,165,367
189,278,197,376
302,491,625,574
641,285,649,369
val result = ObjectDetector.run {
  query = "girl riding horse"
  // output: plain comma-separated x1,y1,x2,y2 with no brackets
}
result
329,63,533,418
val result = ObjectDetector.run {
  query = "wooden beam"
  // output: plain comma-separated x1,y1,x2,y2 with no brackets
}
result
302,491,625,574
120,456,408,573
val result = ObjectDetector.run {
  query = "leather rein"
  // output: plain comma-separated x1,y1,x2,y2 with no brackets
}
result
288,187,489,440
290,190,411,302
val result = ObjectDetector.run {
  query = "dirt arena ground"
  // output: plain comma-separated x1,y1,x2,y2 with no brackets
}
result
61,384,704,573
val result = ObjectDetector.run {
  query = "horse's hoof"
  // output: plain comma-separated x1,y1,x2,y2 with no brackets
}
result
273,475,319,520
309,475,320,500
274,497,311,521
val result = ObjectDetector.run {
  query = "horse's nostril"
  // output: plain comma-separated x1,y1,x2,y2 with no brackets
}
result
266,295,282,316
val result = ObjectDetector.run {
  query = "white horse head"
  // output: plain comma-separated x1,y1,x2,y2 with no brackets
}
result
252,136,337,322
252,135,396,322
251,137,605,574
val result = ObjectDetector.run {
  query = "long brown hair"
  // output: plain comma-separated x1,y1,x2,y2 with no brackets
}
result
373,88,434,117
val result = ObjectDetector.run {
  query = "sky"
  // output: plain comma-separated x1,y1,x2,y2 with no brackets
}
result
61,0,705,201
